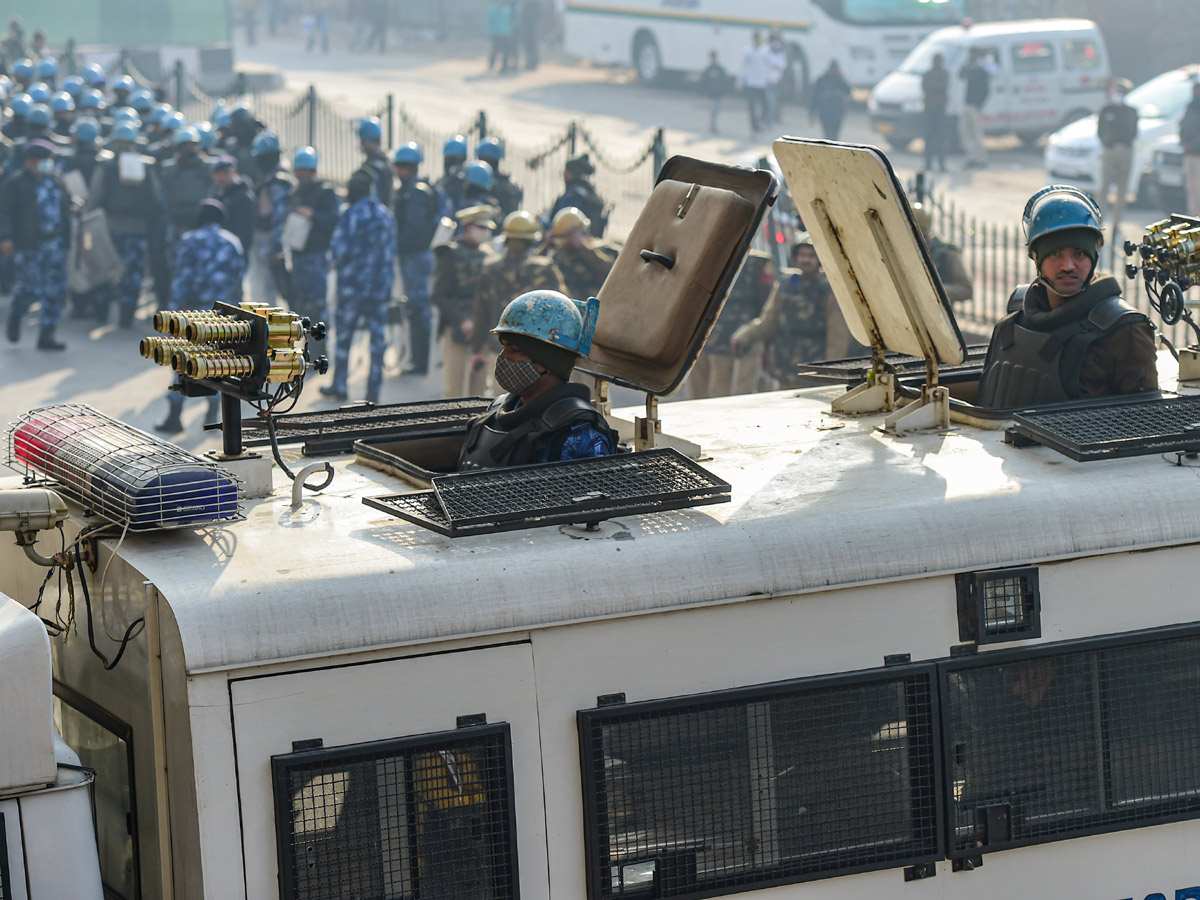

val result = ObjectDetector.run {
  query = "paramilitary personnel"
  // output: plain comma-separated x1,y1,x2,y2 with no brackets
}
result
391,141,441,377
285,145,339,326
544,206,619,302
550,153,609,238
912,202,973,304
432,204,498,398
977,185,1158,408
471,210,566,386
248,129,292,305
356,116,393,209
321,169,397,405
209,155,257,261
475,137,523,217
459,290,617,470
689,249,774,399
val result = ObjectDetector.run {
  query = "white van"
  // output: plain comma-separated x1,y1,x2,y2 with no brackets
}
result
868,18,1110,151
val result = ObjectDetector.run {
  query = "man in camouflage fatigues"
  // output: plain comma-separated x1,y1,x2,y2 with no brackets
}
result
689,249,774,398
321,170,397,405
912,202,973,303
432,205,498,398
544,206,619,302
0,139,71,349
156,199,246,434
472,210,566,392
732,233,859,389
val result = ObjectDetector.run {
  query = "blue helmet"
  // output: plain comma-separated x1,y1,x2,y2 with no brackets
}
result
293,145,318,170
1022,185,1104,260
81,88,106,111
392,141,422,165
215,109,232,129
37,57,58,81
442,134,467,158
491,290,599,358
60,75,84,98
9,93,31,118
194,120,216,150
27,82,50,103
130,88,154,112
464,160,494,190
82,62,106,87
51,92,74,113
113,74,135,94
165,111,187,132
149,103,173,125
26,103,52,129
172,126,200,146
357,116,382,141
71,116,101,144
112,120,140,144
12,59,34,81
113,106,140,122
251,129,281,157
211,102,227,121
476,137,504,162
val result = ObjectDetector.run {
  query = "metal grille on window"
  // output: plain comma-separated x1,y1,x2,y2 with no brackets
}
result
956,566,1041,644
579,669,941,899
944,629,1200,857
272,725,518,900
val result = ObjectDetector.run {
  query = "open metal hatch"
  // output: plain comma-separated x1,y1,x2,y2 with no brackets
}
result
576,156,778,451
773,139,967,433
363,448,731,537
1009,395,1200,462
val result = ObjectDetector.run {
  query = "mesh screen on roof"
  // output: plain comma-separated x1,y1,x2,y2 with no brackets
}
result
273,726,517,900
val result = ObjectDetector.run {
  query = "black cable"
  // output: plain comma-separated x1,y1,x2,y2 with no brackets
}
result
264,414,334,491
75,554,143,671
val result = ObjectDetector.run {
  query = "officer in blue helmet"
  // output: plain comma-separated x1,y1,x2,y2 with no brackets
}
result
11,58,34,89
129,88,154,115
320,168,397,404
248,129,292,304
355,115,392,208
60,75,84,99
434,133,468,217
193,120,217,154
86,120,165,326
284,145,339,324
551,153,610,238
26,81,50,103
458,291,617,470
475,136,523,216
220,104,262,177
161,126,215,296
1,139,72,350
208,155,256,260
61,116,107,318
977,186,1158,408
459,160,499,213
391,141,441,376
3,93,31,140
3,102,68,176
81,62,106,88
50,91,74,136
111,74,135,106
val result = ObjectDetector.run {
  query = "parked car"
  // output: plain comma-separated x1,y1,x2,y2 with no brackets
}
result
1043,64,1200,207
868,18,1109,151
1148,136,1187,212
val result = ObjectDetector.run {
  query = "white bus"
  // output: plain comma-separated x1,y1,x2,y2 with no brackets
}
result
563,0,966,96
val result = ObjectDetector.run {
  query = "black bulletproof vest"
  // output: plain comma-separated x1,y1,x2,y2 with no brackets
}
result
458,382,616,471
978,281,1148,408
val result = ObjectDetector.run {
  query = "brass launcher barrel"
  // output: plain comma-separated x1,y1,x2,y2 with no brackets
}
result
265,348,307,383
139,335,190,363
184,318,255,343
183,352,257,379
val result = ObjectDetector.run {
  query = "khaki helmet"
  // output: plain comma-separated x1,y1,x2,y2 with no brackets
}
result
911,202,932,237
458,205,498,230
550,206,591,238
503,210,542,241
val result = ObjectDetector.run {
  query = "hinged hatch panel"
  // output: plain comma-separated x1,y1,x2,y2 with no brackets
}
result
578,156,778,396
772,139,966,366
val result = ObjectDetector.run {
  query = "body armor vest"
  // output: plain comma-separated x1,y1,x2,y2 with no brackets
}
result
458,383,616,471
978,280,1148,408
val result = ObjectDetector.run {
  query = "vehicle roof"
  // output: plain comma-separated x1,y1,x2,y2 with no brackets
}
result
930,18,1100,40
18,360,1199,675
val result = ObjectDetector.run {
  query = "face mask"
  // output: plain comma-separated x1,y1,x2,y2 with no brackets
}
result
494,356,543,394
36,158,54,175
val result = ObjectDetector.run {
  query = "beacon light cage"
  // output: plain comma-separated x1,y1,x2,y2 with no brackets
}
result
5,403,243,531
955,566,1041,645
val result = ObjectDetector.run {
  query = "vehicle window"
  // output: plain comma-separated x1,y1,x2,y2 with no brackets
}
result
1127,70,1199,120
899,40,965,75
1011,40,1055,74
1062,39,1101,71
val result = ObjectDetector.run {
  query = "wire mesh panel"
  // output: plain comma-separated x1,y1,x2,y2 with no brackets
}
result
578,667,941,899
1011,395,1200,461
240,398,490,448
942,627,1200,858
5,403,242,530
273,725,518,900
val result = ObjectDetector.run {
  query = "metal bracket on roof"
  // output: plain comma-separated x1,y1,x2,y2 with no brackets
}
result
831,366,896,416
1179,346,1200,382
883,384,951,435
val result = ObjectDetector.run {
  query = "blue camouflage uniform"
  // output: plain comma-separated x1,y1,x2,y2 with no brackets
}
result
329,195,397,402
394,176,440,374
535,419,614,463
166,222,246,410
286,175,339,325
251,165,291,304
0,168,70,329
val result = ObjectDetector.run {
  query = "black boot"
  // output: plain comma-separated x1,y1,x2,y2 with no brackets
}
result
204,396,221,426
36,326,66,351
5,308,19,343
155,404,184,434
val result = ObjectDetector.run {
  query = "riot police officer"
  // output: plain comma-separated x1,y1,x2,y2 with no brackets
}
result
391,141,441,377
544,206,618,302
249,130,292,305
0,139,71,349
221,104,262,179
356,116,393,209
475,137,522,217
434,133,468,217
320,169,397,404
459,290,616,470
161,126,214,298
209,155,256,262
459,161,499,213
433,205,498,397
977,186,1158,407
285,145,338,325
551,153,609,238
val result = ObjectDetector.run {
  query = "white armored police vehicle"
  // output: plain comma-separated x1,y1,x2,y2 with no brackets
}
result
2,143,1200,900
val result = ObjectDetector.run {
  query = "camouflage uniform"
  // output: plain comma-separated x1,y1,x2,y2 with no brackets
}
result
0,168,70,330
546,240,619,302
250,164,291,304
432,238,498,397
286,175,340,326
329,196,397,402
927,235,973,304
689,250,774,398
733,267,854,388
